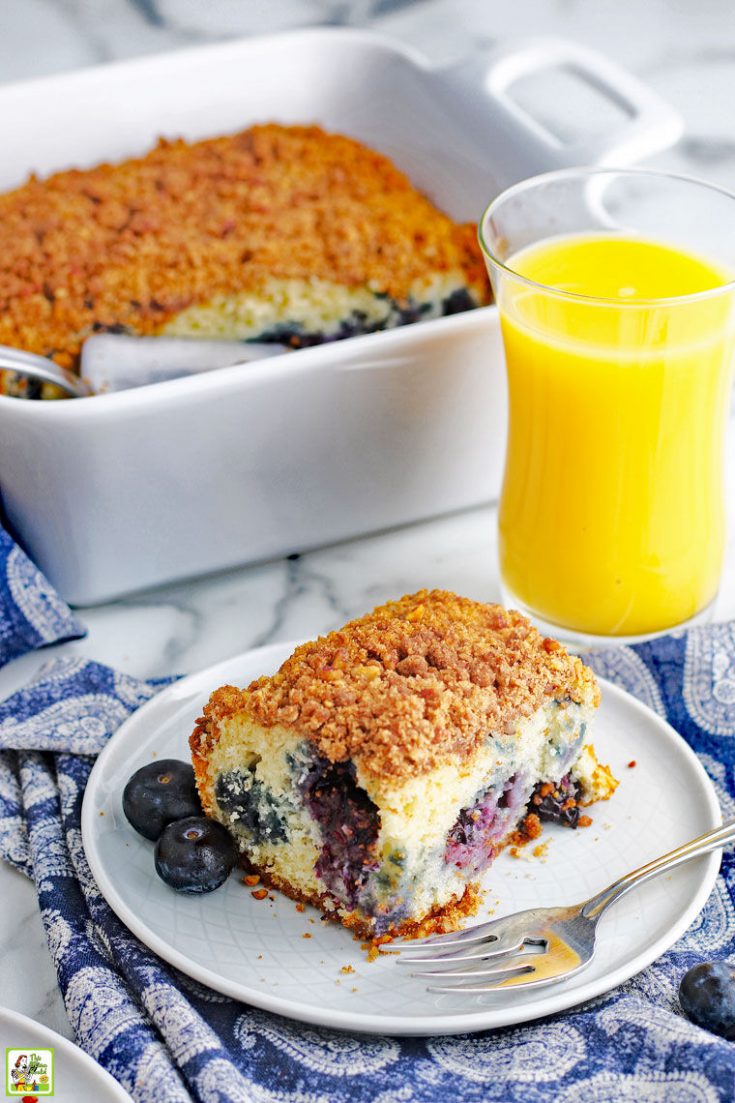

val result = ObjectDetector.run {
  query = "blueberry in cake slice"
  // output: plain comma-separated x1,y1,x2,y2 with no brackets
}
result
190,591,617,939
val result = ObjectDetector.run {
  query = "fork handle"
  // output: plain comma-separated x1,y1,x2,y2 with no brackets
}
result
582,816,735,920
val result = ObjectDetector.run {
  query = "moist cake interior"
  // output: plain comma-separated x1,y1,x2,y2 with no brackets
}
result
199,695,611,936
191,591,617,939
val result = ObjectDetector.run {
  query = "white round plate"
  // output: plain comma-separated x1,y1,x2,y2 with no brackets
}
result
82,641,721,1036
0,1006,132,1102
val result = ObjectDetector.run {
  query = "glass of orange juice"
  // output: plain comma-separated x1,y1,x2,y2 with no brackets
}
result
479,168,735,645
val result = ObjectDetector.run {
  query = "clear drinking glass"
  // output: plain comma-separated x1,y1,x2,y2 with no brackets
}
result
479,168,735,646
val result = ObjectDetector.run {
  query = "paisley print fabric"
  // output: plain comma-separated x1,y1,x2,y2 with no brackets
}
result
0,526,85,664
1,625,735,1101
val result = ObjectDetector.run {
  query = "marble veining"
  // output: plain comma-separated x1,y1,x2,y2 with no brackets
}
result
0,0,734,1045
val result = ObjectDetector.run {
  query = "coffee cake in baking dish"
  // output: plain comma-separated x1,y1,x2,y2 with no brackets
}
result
190,591,617,939
0,123,490,386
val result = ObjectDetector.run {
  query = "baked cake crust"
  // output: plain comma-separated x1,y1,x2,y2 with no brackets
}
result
0,124,489,369
191,589,600,783
244,861,482,943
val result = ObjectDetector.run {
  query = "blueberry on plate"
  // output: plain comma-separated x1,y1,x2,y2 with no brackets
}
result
155,816,238,894
680,962,735,1039
123,759,201,841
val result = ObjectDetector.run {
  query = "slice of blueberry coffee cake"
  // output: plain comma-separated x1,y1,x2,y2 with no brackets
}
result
190,591,617,939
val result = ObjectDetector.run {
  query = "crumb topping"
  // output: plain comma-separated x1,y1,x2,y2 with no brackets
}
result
0,123,490,369
193,590,599,783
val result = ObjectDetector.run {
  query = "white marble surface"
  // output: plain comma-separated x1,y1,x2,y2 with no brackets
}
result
1,0,735,1056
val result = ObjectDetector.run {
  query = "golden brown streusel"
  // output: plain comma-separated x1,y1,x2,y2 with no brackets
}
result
0,124,489,370
191,590,599,783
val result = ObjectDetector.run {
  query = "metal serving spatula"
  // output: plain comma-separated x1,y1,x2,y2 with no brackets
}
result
0,335,287,398
80,334,287,393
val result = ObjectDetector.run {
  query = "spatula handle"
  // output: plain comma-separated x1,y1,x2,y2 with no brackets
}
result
0,344,91,398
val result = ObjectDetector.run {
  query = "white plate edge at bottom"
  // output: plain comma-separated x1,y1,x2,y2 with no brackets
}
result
81,642,722,1035
0,1006,133,1101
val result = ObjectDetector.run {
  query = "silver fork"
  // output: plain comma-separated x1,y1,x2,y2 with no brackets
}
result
380,818,735,993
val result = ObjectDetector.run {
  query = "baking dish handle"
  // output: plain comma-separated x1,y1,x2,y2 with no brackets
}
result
438,36,682,167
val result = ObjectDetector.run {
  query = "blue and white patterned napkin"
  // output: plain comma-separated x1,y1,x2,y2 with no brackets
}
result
0,522,85,665
2,626,735,1101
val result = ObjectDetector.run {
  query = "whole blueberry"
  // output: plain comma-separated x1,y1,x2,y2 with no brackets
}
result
679,962,735,1039
155,816,238,894
123,759,201,841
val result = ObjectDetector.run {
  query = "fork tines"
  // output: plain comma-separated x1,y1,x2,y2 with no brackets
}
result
426,963,536,993
393,931,526,966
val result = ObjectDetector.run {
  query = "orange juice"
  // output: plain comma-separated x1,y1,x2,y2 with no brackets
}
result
497,233,735,637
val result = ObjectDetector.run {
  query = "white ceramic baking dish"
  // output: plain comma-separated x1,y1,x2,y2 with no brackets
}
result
0,28,681,605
